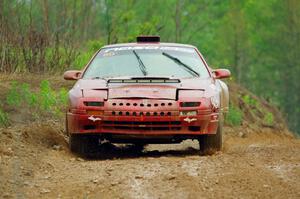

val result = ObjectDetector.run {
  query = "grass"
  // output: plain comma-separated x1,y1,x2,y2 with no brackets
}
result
5,80,68,119
263,112,274,126
225,104,243,126
0,108,9,127
242,94,258,107
241,93,275,127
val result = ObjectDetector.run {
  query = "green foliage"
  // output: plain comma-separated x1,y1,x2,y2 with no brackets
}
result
21,83,38,106
44,47,78,72
87,40,105,52
6,81,22,106
37,80,68,117
57,88,69,106
73,51,93,70
0,108,9,127
226,104,243,126
242,95,258,107
73,40,105,70
40,80,57,111
263,112,274,126
5,80,68,119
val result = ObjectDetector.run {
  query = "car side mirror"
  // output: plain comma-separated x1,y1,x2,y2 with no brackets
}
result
63,70,82,80
213,69,231,79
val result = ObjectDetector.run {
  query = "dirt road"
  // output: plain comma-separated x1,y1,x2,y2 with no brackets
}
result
0,123,299,199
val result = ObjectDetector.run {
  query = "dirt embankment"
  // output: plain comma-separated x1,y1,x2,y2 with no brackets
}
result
0,74,299,198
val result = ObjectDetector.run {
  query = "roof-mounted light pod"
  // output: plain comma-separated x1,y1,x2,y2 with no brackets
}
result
137,35,160,43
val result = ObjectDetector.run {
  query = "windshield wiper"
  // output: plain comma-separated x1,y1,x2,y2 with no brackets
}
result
162,52,199,77
91,77,107,80
133,50,148,76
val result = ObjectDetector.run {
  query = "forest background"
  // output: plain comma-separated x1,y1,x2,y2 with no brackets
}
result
0,0,299,135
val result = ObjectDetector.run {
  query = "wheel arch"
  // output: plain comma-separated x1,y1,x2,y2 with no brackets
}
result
216,80,229,114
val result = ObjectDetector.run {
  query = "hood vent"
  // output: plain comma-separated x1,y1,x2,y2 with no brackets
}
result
108,78,180,84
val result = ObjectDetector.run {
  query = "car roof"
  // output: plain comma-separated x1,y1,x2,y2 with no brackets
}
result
101,42,197,49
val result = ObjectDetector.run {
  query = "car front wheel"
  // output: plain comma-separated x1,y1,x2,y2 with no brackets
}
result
199,115,223,154
69,134,100,155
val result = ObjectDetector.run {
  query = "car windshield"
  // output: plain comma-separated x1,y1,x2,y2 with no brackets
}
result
83,46,210,79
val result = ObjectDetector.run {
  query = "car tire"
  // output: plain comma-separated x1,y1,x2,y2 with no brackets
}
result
69,134,100,155
199,115,223,154
132,143,146,152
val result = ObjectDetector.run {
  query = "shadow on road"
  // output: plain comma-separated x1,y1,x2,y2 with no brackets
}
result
80,143,200,160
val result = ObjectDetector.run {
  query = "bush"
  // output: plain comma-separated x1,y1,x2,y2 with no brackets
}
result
226,104,243,126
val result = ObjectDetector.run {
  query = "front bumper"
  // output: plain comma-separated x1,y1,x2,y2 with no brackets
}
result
67,111,219,135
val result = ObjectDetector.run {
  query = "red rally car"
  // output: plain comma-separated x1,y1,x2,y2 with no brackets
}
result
64,36,230,155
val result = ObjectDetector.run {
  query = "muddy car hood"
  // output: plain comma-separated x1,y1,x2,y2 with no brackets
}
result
73,77,215,100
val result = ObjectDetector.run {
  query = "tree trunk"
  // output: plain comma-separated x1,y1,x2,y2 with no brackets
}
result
42,0,50,40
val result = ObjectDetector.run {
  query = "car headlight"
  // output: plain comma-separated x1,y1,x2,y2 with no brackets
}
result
84,101,104,106
180,102,201,107
210,95,220,108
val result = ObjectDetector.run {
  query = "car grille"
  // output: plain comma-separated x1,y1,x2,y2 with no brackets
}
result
105,99,179,116
108,111,177,116
110,101,174,108
103,121,182,131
